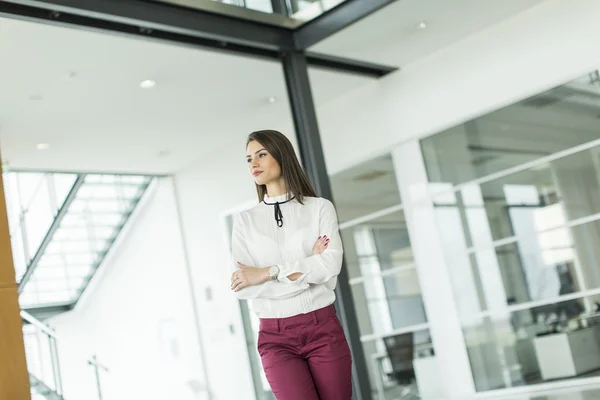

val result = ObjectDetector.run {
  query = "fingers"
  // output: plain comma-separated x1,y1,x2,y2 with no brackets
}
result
313,235,330,255
232,278,247,292
231,276,245,291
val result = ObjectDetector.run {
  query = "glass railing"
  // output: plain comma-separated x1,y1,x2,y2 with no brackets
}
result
17,174,152,309
22,311,101,400
3,172,78,283
3,171,153,313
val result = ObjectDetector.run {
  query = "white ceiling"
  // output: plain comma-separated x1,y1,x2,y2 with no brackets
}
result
311,0,547,66
0,17,370,174
0,0,550,174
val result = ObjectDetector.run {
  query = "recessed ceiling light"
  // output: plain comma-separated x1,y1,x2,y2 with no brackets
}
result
36,143,50,150
140,80,156,89
268,96,277,104
418,21,427,29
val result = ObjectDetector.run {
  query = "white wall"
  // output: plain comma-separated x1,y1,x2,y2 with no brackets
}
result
48,179,207,400
172,137,261,400
316,0,600,175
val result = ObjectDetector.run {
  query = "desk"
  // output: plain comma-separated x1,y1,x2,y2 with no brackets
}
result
534,325,600,380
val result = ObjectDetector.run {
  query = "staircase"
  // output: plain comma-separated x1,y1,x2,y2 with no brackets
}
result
30,374,64,400
3,172,153,319
2,171,154,398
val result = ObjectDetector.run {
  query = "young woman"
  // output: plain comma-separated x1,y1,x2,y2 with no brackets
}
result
230,130,352,400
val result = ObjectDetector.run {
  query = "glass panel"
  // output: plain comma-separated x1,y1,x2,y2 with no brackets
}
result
68,198,133,214
84,175,149,184
77,184,141,199
434,147,600,247
17,173,45,208
207,0,348,20
453,237,582,316
363,329,440,400
30,279,71,292
32,266,92,280
421,71,600,186
340,211,412,280
571,220,600,292
24,177,54,260
53,226,115,241
463,293,600,392
61,212,124,227
330,153,401,223
52,173,78,207
351,267,427,337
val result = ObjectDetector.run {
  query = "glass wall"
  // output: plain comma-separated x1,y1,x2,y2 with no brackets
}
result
421,70,600,392
330,155,439,400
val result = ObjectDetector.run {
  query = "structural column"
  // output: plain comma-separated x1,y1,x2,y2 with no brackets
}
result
392,140,476,399
0,160,31,399
281,50,372,400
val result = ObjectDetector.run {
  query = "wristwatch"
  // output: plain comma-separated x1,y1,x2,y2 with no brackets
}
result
268,266,280,281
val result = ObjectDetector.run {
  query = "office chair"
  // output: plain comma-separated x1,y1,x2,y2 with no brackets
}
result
383,333,421,399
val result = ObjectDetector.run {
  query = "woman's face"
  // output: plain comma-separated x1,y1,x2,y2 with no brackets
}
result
246,140,281,186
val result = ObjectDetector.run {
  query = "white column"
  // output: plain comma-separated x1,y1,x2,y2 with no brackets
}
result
392,140,476,399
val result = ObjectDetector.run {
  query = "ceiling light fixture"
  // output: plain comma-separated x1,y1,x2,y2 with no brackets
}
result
140,80,156,89
268,96,277,104
418,21,427,29
36,143,50,150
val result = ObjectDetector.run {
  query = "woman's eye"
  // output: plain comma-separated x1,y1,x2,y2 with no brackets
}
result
259,153,266,158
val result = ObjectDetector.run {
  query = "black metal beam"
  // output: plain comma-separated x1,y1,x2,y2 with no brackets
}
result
0,0,395,78
282,50,372,400
2,0,295,50
294,0,397,50
306,52,397,78
18,175,86,293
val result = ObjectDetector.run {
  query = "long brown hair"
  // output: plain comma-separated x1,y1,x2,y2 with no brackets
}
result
247,130,317,204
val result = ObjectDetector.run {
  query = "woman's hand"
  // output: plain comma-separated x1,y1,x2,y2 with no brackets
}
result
231,263,269,292
312,235,330,255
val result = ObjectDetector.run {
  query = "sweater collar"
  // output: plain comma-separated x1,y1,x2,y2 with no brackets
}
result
264,193,294,204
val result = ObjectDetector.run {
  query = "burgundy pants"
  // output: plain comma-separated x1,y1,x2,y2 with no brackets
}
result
258,305,353,400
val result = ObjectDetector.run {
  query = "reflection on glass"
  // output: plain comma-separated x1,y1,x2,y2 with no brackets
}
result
433,147,600,247
331,154,401,224
351,270,426,338
340,211,424,337
209,0,348,20
363,329,440,400
340,211,411,280
447,231,588,317
571,221,600,292
433,149,600,314
421,71,600,186
463,294,600,392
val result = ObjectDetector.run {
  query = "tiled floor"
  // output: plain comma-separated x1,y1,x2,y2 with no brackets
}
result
492,385,600,400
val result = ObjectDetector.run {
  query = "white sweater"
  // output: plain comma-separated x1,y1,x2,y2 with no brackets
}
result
232,194,343,318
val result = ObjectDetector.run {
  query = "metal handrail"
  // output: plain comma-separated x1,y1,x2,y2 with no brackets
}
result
21,310,57,339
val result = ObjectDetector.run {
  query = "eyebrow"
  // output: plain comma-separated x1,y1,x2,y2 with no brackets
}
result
246,148,267,158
